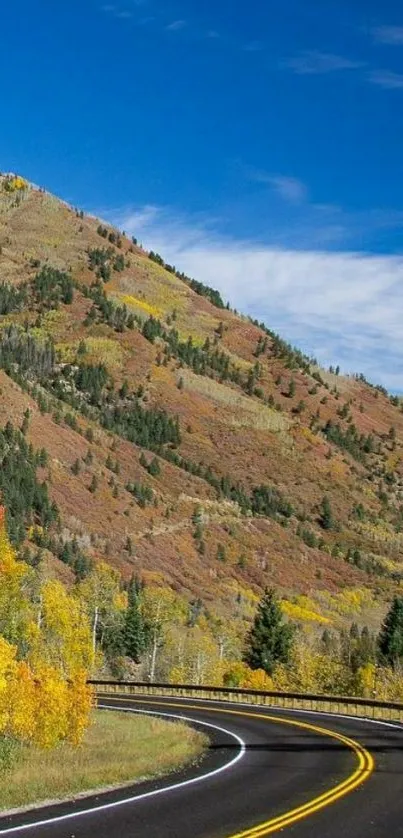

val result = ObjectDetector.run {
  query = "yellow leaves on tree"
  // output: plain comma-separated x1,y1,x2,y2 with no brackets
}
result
2,175,28,193
76,561,126,659
223,661,273,691
241,667,274,691
142,586,186,682
31,580,94,677
0,510,31,647
0,509,93,748
272,637,352,696
32,665,93,749
66,670,94,746
167,625,225,687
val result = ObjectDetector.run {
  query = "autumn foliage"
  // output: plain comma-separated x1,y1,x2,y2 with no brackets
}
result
0,508,93,748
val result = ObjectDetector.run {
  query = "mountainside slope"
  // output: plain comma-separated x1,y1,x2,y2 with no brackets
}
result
0,172,402,630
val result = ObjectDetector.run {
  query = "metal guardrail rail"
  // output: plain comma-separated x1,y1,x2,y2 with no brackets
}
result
90,680,403,723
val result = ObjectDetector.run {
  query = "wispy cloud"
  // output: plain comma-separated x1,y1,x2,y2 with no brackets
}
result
101,4,133,20
283,48,403,95
246,167,308,204
105,204,403,390
283,50,364,75
166,19,186,31
265,176,307,204
368,69,403,89
372,25,403,45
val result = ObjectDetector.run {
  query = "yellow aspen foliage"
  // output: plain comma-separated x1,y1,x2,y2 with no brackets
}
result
32,664,70,748
354,663,376,698
0,509,93,749
223,660,250,687
3,175,28,192
273,639,351,695
32,580,94,676
76,561,125,655
66,671,94,746
0,636,19,734
28,666,94,749
187,629,225,686
241,667,274,691
374,667,403,702
0,510,31,646
8,661,37,741
169,665,186,684
223,661,274,690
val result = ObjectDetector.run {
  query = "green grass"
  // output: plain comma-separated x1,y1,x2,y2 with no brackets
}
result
0,710,207,812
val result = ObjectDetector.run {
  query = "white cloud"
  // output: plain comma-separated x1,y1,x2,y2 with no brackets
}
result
101,4,133,19
266,175,307,204
106,205,403,390
245,167,308,204
166,20,186,31
368,69,403,89
283,51,364,75
372,25,403,45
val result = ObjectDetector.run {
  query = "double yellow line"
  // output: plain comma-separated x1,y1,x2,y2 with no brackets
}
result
97,694,374,837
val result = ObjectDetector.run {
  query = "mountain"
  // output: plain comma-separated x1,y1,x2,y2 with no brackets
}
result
0,171,402,631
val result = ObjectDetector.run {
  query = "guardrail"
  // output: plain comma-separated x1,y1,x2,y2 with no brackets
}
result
90,680,403,723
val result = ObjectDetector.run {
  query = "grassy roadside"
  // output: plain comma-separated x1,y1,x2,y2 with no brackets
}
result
0,710,207,812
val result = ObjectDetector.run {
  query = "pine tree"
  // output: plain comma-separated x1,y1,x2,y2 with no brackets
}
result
84,448,93,466
71,458,81,476
89,475,98,494
378,597,403,667
124,587,147,664
148,457,161,477
243,588,294,676
320,495,334,530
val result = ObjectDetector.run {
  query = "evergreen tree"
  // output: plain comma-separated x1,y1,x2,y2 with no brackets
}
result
320,495,334,530
71,458,81,476
124,584,147,664
148,457,161,477
378,597,403,667
243,588,294,676
89,475,98,494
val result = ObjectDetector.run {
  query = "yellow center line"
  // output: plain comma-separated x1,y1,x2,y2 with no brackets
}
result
96,693,374,837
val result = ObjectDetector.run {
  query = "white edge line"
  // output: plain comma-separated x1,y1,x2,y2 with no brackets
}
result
0,706,246,835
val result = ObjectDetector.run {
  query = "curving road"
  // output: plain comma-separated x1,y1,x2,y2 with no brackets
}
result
0,694,402,837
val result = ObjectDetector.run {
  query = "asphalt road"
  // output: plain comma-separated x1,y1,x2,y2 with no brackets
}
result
1,694,402,837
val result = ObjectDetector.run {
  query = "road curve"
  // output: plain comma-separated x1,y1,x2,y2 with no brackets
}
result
0,694,402,837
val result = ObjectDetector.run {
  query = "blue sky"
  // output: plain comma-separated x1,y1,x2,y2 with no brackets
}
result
1,0,403,388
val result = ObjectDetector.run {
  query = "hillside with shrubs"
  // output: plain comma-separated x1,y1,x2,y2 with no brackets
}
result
1,171,403,698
